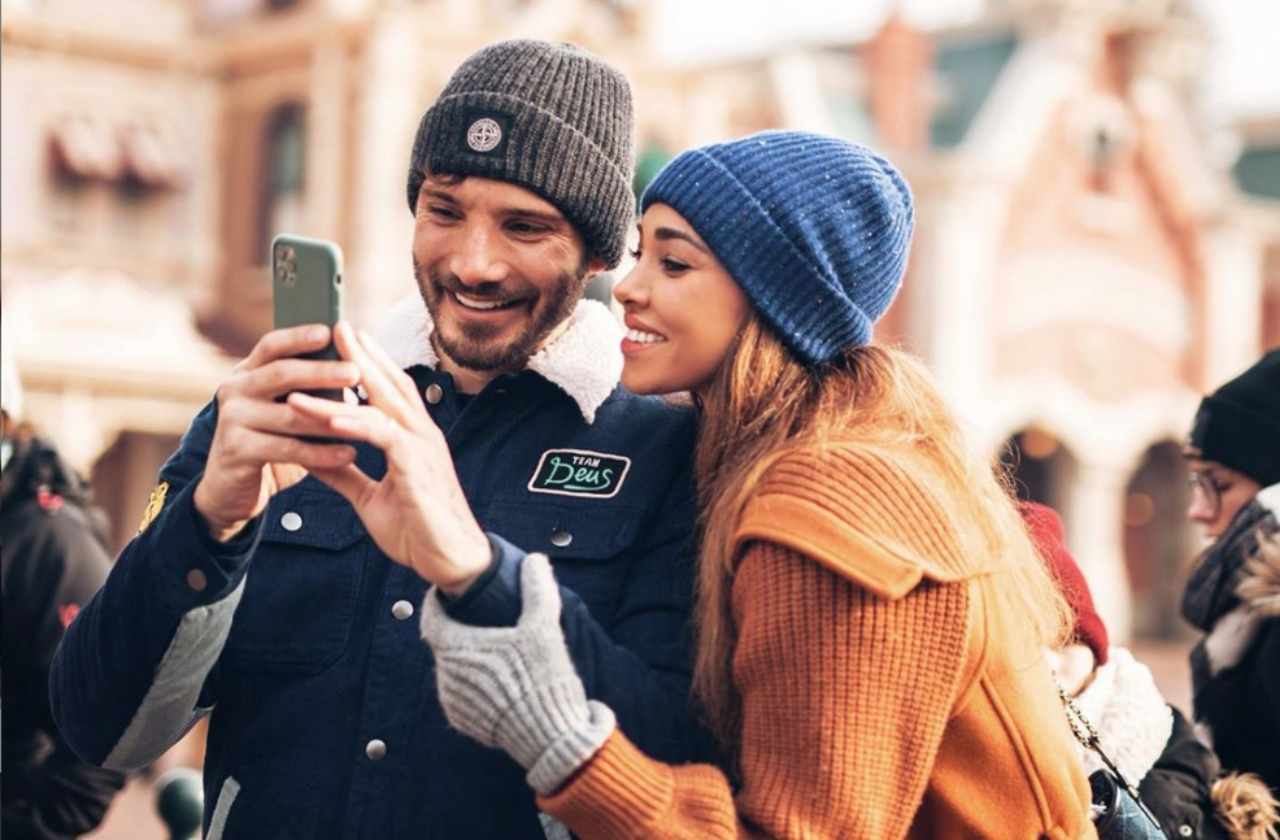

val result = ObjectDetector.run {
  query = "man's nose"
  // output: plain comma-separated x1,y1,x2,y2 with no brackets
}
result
449,225,508,286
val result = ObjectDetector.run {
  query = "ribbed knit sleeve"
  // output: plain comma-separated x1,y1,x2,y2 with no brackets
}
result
537,539,971,839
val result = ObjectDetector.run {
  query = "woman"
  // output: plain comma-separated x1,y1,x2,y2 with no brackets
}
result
1026,502,1278,840
418,132,1096,837
1180,350,1280,793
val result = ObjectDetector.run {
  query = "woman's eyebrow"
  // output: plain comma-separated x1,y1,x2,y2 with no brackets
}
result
653,226,711,255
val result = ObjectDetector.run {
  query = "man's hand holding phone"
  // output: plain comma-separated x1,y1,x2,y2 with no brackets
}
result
287,322,492,596
192,325,361,543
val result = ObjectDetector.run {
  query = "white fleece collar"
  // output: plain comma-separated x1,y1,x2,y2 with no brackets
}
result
371,293,623,424
1071,646,1173,787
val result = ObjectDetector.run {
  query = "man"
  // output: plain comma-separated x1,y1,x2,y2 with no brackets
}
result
1181,349,1280,793
52,40,710,839
2,347,126,838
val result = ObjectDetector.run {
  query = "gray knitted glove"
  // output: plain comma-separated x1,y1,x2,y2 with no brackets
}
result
419,553,617,795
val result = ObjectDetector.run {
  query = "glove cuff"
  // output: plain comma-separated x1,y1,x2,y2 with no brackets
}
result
526,699,616,796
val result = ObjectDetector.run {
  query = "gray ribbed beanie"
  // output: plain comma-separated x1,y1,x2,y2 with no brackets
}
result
407,40,635,268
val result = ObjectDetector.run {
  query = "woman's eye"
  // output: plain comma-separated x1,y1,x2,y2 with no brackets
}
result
428,205,458,220
661,257,690,273
628,247,642,260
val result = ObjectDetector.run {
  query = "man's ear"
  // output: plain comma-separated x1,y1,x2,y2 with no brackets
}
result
585,257,608,278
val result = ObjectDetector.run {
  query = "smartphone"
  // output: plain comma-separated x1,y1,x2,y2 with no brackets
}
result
271,233,344,401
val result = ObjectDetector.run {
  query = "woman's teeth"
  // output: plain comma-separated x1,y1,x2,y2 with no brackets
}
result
625,327,666,344
454,292,512,311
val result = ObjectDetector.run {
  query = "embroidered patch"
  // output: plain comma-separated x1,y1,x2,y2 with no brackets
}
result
137,481,169,534
461,110,511,156
528,449,631,499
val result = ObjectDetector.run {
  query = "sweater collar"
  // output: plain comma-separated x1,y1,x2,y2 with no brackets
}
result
371,293,623,424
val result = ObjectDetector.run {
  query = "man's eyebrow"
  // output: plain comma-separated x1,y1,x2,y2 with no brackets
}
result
501,206,568,226
654,226,710,255
419,187,460,205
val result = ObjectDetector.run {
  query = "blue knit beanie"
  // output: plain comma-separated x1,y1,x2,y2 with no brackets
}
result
641,131,914,365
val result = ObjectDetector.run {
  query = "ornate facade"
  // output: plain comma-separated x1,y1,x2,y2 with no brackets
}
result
3,0,1278,646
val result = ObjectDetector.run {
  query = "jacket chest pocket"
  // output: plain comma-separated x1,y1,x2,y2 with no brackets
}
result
223,483,367,674
483,498,643,612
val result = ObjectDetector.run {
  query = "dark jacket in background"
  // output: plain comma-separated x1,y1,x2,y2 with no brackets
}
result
1141,706,1230,840
1183,490,1280,793
1,437,126,839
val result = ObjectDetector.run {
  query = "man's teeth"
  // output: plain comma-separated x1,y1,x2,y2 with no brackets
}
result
626,327,666,344
453,292,510,310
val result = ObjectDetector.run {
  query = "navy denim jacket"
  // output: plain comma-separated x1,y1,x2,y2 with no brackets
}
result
51,300,713,839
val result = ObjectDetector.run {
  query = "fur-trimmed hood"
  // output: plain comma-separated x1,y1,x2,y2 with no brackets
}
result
1071,646,1173,787
371,293,623,424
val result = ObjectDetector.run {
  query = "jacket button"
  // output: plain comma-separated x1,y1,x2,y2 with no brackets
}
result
424,384,443,405
281,511,303,532
391,600,414,620
186,569,208,592
550,530,573,548
1179,826,1193,838
365,739,387,761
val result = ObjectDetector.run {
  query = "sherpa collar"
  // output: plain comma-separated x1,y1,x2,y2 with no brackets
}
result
372,293,623,424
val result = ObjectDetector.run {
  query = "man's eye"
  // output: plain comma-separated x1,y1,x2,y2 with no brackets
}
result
508,221,548,235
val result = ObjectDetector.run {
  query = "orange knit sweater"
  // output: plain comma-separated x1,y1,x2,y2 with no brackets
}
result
539,444,1097,839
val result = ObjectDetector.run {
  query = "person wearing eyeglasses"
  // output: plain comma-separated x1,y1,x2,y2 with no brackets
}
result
1180,349,1280,795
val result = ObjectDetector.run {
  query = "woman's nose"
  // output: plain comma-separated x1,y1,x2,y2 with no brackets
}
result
614,266,647,307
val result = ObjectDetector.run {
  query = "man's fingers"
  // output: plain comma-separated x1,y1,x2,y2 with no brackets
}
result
287,393,401,451
242,324,334,371
334,322,417,428
220,426,356,471
357,328,428,416
239,359,360,400
222,398,348,440
307,463,378,510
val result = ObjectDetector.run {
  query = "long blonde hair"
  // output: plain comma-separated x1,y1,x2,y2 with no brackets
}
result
692,318,1073,750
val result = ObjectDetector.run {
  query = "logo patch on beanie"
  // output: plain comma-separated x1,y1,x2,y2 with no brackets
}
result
463,111,510,155
528,449,631,499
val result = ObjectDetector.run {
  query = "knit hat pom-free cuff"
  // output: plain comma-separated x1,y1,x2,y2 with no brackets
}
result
408,91,634,268
641,132,913,366
643,150,872,366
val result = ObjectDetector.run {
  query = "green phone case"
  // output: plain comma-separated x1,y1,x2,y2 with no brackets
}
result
271,233,344,401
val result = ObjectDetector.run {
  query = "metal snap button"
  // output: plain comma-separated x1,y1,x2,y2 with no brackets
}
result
1178,826,1193,838
391,600,414,620
424,384,443,405
550,530,573,548
365,739,387,761
281,511,303,532
186,569,208,592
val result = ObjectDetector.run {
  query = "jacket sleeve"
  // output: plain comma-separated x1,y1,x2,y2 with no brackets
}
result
442,461,714,766
537,540,971,840
50,399,265,771
1138,707,1230,840
2,500,126,838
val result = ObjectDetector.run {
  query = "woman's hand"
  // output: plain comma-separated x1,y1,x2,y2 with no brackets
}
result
288,321,490,595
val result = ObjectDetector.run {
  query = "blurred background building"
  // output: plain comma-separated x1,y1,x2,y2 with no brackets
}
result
2,0,1278,834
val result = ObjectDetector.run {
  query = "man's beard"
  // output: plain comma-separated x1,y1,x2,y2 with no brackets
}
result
414,259,588,373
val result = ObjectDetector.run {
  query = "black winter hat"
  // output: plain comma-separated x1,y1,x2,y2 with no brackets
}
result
406,40,635,269
1189,349,1280,486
